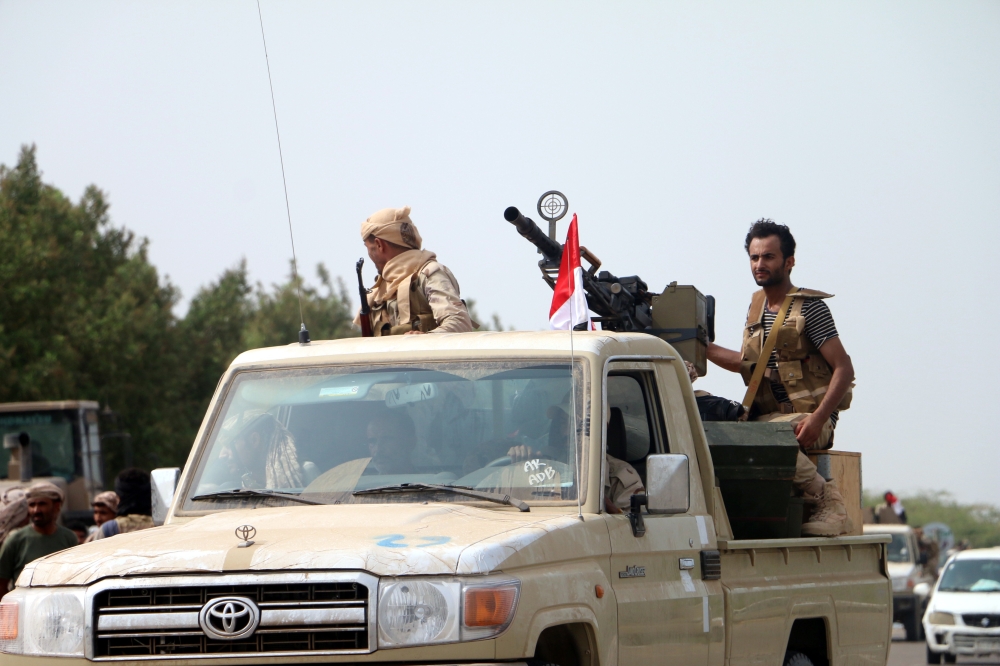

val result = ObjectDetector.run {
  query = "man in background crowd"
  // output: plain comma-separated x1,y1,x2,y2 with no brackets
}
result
0,488,29,549
0,482,78,598
85,490,120,542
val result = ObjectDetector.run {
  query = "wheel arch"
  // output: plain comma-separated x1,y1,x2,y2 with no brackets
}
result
785,616,830,666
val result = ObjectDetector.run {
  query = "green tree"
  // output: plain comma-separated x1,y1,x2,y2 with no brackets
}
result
0,145,186,471
0,146,357,473
244,263,356,349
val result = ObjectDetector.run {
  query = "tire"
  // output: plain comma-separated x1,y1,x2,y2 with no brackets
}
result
784,652,815,666
926,644,942,664
904,609,921,642
943,654,956,664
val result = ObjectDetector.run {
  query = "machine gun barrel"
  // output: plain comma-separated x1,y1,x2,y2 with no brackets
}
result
504,207,563,264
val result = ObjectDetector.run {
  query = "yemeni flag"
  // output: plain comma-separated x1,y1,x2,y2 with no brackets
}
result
549,213,592,330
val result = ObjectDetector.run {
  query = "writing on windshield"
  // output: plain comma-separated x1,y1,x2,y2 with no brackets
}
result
183,361,589,511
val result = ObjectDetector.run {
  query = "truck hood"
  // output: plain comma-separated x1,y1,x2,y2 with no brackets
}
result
24,504,599,587
929,591,1000,616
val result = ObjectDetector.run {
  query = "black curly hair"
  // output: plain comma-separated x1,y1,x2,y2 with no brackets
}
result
745,219,796,259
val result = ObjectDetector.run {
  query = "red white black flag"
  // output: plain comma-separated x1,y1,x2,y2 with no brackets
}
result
549,214,591,330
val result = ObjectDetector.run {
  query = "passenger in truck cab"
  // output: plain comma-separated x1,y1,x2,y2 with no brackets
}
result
217,413,303,490
707,219,856,536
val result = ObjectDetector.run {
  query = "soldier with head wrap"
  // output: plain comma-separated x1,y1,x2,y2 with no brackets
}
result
356,206,474,335
94,469,156,540
84,490,120,543
0,489,29,548
214,413,303,491
0,482,78,598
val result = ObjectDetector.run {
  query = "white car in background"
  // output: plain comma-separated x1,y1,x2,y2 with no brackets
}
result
921,547,1000,663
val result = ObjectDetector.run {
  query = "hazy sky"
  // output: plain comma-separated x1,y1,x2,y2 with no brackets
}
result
2,1,998,504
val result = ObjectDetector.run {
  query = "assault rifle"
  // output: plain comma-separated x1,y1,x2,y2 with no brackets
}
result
503,205,715,373
356,258,374,338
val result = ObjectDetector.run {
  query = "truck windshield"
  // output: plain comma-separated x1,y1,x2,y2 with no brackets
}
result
886,533,912,563
0,410,77,480
183,361,589,511
938,559,1000,592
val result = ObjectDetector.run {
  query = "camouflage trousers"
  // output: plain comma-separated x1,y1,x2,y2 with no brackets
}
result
754,412,834,490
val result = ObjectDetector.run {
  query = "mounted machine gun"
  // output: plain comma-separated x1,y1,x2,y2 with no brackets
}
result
504,194,716,375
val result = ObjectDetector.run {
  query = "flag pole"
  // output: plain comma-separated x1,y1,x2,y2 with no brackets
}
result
569,233,583,522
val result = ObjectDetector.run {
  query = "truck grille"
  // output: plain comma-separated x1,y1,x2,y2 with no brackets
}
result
963,614,1000,628
89,574,373,659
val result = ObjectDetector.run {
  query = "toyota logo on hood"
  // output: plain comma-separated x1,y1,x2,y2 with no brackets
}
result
199,597,260,640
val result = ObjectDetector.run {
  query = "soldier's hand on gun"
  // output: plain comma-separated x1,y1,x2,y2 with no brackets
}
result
794,413,824,450
684,361,698,383
507,445,540,463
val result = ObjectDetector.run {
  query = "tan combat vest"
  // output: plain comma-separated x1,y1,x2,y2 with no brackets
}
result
368,261,438,336
740,288,853,415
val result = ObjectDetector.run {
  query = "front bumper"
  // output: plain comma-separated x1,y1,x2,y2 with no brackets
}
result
924,624,1000,656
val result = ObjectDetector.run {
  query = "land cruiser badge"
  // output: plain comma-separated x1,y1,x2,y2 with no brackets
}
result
619,565,646,578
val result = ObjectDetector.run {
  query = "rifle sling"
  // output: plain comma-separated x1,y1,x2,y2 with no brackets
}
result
741,290,797,412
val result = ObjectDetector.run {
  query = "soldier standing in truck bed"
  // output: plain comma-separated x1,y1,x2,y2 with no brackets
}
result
707,219,855,536
356,206,473,335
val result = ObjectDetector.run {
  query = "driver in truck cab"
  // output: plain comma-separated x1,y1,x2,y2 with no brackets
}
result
707,219,856,537
507,403,643,513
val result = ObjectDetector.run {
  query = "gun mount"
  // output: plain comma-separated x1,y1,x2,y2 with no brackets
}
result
504,204,715,375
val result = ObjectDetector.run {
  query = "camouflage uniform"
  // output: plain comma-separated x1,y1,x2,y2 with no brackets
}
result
605,455,644,510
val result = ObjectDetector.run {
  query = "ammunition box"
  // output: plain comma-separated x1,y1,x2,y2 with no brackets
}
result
650,283,709,376
703,421,801,539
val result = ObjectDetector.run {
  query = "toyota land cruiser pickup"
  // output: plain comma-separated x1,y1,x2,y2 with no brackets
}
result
0,331,892,666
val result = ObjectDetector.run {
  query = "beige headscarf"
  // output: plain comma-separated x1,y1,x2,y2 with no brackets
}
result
92,490,120,513
360,206,423,250
0,489,28,546
359,206,437,309
24,481,64,503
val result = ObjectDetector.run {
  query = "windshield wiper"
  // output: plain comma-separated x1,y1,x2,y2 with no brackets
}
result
192,489,325,506
353,483,529,512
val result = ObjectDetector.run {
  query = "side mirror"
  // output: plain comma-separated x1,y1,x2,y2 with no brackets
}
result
645,454,690,515
913,582,931,598
151,468,181,526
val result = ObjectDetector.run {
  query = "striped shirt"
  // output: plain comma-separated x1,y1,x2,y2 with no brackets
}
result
760,297,840,425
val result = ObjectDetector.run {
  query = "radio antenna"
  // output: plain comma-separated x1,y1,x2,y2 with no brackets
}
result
256,0,309,344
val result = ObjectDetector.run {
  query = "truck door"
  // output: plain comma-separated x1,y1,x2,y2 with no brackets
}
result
603,360,724,666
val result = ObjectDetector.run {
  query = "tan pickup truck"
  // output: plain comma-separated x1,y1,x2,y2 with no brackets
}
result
0,332,891,666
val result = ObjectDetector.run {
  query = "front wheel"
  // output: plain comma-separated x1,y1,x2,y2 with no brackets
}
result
784,652,815,666
926,644,942,664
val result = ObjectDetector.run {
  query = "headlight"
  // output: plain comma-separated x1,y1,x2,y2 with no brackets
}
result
378,576,519,648
927,611,956,626
0,587,86,657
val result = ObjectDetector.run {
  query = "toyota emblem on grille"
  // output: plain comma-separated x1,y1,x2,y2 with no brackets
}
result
199,597,260,640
